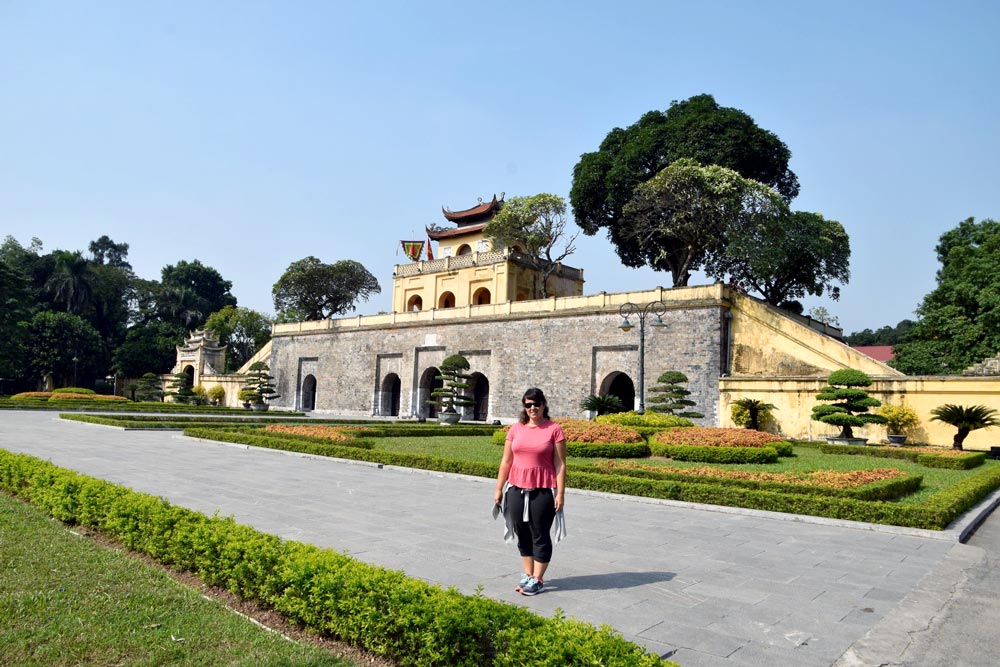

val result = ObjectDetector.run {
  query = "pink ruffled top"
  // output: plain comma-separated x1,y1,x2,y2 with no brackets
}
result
506,420,565,489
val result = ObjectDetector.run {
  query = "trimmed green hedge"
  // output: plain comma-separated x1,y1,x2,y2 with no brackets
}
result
566,441,651,458
820,444,987,469
0,449,670,667
649,442,780,463
574,464,923,501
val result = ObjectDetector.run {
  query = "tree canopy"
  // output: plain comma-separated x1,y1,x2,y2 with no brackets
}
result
272,256,380,321
891,218,1000,375
704,210,851,305
159,260,237,329
570,93,799,246
204,305,273,371
484,193,578,299
617,158,786,286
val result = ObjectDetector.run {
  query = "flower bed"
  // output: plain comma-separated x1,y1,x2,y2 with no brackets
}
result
264,424,358,441
597,461,905,488
653,427,783,448
593,411,694,428
557,419,644,443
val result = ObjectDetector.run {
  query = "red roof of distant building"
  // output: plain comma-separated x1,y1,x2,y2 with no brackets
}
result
853,345,895,362
441,193,504,225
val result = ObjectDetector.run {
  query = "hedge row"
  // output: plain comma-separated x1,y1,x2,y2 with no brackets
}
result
819,444,987,469
186,428,501,477
566,442,651,458
0,399,302,415
184,428,1000,529
649,442,781,463
0,449,670,667
575,464,923,501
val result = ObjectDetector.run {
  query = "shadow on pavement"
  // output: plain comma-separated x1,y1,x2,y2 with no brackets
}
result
550,570,676,591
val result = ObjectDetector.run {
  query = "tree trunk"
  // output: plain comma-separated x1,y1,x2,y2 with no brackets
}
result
953,428,970,450
840,424,854,439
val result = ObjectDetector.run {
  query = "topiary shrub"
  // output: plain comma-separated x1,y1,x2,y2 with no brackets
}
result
52,387,96,395
878,404,919,437
646,371,703,418
811,369,887,439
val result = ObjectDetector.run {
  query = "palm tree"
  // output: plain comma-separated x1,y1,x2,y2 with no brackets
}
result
733,398,777,431
579,393,624,416
46,250,93,314
929,404,1000,450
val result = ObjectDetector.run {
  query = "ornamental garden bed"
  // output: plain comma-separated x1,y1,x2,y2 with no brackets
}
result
48,414,1000,530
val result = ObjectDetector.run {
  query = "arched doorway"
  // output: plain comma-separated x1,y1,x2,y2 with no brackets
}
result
380,373,401,416
469,372,489,421
456,244,472,255
601,372,636,412
472,287,491,305
407,295,423,312
438,292,455,309
419,366,442,418
301,374,317,411
182,365,195,388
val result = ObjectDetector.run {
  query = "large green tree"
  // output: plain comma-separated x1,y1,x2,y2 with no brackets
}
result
616,159,786,286
204,305,274,371
113,320,187,378
570,94,799,267
704,210,851,306
272,257,380,321
891,218,1000,375
45,250,94,315
484,193,578,299
23,311,103,387
158,260,237,329
0,260,31,383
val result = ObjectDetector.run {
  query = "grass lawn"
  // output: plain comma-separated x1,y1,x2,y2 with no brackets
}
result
0,492,360,667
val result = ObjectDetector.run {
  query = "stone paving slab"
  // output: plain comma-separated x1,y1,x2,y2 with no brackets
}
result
0,411,988,666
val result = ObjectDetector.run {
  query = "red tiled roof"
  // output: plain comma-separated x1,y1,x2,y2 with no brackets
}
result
852,345,895,362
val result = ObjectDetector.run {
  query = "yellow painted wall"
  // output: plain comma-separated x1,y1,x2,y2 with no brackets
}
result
720,375,1000,450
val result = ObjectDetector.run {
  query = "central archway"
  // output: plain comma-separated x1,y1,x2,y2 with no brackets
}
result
601,372,636,412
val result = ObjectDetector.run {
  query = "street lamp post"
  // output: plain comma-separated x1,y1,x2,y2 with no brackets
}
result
618,301,667,414
72,356,79,386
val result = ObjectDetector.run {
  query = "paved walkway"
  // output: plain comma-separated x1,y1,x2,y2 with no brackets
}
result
2,411,997,667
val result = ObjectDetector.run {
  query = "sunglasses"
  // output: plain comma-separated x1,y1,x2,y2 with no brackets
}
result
523,402,542,409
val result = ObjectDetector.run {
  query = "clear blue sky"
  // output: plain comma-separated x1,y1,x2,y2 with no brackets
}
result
3,1,998,334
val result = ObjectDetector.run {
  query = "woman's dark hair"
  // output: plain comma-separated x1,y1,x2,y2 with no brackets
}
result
519,387,550,423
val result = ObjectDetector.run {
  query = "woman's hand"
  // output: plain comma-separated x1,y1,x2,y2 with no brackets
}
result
554,492,564,512
494,488,503,506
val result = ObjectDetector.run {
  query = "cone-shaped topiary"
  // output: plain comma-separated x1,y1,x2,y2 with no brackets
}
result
647,370,703,418
426,354,475,415
242,362,280,405
811,368,887,439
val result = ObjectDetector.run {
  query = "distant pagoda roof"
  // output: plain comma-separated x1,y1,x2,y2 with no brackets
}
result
441,193,504,225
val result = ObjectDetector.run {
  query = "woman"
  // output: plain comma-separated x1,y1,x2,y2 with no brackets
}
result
494,387,567,596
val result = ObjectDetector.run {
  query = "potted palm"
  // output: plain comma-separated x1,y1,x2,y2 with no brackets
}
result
878,404,919,445
930,404,1000,450
426,354,475,424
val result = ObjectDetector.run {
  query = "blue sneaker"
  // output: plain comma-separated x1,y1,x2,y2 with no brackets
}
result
520,577,544,596
515,573,533,592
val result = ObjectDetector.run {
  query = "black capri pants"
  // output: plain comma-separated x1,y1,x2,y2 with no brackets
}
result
505,485,556,563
